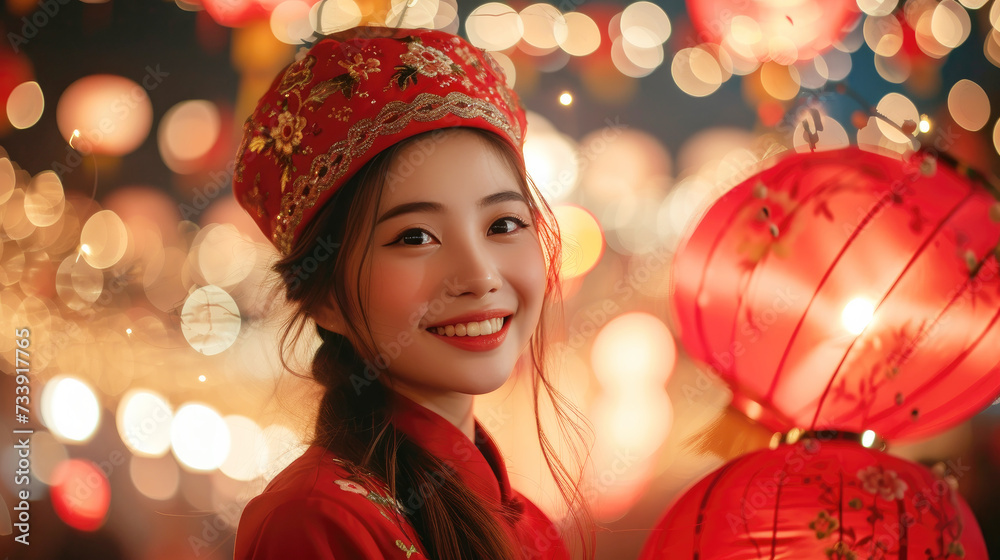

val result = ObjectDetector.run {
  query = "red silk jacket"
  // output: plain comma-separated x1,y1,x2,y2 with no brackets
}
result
234,395,570,559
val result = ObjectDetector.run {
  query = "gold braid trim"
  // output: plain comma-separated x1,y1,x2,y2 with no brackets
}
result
272,91,522,254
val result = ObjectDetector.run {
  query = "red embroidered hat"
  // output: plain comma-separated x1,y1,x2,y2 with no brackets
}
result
232,26,527,255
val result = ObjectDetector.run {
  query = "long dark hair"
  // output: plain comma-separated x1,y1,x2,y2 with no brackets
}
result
271,127,593,559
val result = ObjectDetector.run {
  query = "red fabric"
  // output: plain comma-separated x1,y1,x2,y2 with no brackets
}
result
639,439,988,560
234,395,569,559
232,27,526,255
671,147,1000,441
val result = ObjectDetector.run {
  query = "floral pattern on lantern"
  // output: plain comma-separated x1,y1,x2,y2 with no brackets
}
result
639,440,987,560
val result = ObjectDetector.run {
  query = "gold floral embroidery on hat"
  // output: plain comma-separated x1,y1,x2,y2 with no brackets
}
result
241,176,267,219
271,90,521,254
391,36,464,90
279,55,316,94
339,53,381,80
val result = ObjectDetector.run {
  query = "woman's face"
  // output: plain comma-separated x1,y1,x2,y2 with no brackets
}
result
341,129,547,400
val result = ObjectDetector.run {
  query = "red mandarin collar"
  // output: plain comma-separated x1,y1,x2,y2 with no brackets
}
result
390,393,521,516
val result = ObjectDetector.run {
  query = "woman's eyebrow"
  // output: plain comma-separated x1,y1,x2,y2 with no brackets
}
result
376,190,528,225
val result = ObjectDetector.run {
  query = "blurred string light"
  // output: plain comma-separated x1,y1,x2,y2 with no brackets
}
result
559,91,573,105
40,376,101,444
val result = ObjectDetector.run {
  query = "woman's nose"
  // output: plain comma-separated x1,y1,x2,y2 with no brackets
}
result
445,240,503,298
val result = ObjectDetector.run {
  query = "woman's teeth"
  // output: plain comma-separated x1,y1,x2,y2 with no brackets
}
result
432,317,504,337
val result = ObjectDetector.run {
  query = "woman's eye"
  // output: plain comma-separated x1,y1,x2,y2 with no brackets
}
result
397,229,433,246
490,216,530,235
390,217,529,246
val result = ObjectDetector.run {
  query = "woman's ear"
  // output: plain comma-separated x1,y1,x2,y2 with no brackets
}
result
313,293,348,335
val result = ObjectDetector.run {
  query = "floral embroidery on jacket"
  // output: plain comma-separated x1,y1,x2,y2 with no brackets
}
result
335,479,369,496
330,457,422,555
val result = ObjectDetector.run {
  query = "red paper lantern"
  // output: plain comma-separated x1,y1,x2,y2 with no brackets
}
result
685,0,860,63
672,147,1000,441
193,0,320,28
195,0,269,28
640,439,988,559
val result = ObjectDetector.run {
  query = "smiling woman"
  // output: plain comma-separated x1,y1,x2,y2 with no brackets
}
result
231,27,593,560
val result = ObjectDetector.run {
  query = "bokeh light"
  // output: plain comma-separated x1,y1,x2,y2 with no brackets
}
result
554,11,600,56
171,402,231,471
50,459,111,531
116,389,173,457
180,284,242,355
158,100,221,174
591,312,677,391
129,455,180,501
385,0,440,28
56,74,153,156
520,3,564,50
79,209,129,269
554,204,604,279
30,430,69,485
931,0,971,49
220,415,269,481
41,376,101,443
270,1,313,45
6,80,44,129
620,2,671,48
24,171,65,227
523,123,579,202
466,3,523,51
858,0,898,17
948,79,990,131
672,46,726,97
310,0,362,34
875,92,919,143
